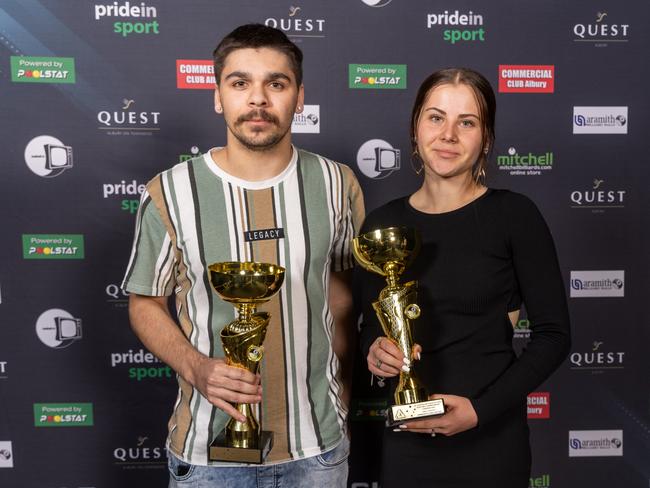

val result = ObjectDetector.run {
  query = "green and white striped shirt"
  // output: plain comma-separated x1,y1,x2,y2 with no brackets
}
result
122,146,364,465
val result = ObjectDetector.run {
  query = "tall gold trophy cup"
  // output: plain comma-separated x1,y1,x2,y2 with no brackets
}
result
353,227,445,426
207,261,285,463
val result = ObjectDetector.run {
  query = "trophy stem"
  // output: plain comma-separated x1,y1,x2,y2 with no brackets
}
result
226,403,260,449
236,303,257,330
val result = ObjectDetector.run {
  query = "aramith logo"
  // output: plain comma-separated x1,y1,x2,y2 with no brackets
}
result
11,56,75,83
177,60,215,89
357,139,401,179
34,403,93,427
23,234,84,259
570,270,624,297
292,105,320,133
349,64,407,89
527,392,550,419
97,99,160,136
111,348,173,381
35,308,82,348
497,147,553,176
94,1,159,37
573,12,629,46
570,179,626,212
569,430,623,457
498,65,554,93
0,441,13,468
24,135,73,178
570,341,625,372
264,6,325,41
573,106,627,134
427,10,485,44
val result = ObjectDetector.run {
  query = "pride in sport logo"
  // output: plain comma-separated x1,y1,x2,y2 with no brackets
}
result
24,135,73,178
94,1,159,36
427,10,485,44
11,56,75,83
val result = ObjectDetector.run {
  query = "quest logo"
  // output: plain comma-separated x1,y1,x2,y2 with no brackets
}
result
498,65,554,93
11,56,75,83
97,99,161,136
573,12,629,47
264,6,325,41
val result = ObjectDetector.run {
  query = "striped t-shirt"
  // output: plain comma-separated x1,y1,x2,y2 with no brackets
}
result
122,146,365,465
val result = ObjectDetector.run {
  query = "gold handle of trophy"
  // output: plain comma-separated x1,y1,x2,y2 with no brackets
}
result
404,304,420,320
247,344,264,362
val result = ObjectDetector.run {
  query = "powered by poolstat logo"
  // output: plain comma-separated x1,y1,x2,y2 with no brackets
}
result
357,139,401,179
35,309,83,348
23,234,84,259
24,135,73,177
570,270,624,297
349,64,406,89
569,430,623,457
34,403,93,427
10,56,75,83
94,1,159,37
573,107,627,134
426,10,485,44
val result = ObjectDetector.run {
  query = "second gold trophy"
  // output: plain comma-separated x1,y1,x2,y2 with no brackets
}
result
353,227,445,426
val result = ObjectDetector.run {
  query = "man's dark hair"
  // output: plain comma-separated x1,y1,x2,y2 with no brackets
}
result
213,24,303,86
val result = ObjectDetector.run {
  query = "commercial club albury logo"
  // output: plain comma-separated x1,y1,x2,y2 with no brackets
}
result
426,10,485,44
177,60,215,89
23,234,84,259
497,147,553,176
34,403,93,427
24,135,73,178
349,64,407,89
10,56,75,83
569,430,623,457
498,65,554,93
527,392,550,419
94,1,159,37
35,308,83,348
356,139,401,179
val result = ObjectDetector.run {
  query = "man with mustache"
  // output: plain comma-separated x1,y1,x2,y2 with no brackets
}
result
122,24,364,487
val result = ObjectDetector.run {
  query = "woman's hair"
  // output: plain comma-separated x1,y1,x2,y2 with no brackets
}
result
410,68,496,182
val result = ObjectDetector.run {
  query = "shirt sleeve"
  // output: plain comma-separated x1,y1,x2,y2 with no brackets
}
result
331,164,365,272
121,188,177,297
471,193,571,425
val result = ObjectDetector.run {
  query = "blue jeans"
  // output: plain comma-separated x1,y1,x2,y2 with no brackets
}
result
168,437,350,488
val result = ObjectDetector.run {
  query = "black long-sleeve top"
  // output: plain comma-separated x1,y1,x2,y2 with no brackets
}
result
358,189,571,426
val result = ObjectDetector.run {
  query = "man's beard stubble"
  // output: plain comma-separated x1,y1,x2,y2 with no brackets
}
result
230,109,290,152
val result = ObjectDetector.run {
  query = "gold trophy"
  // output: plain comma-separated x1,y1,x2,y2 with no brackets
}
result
353,227,445,426
207,261,285,463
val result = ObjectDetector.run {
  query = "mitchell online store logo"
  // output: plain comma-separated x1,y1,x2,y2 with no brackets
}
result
94,1,159,37
24,135,73,178
22,234,84,259
35,308,83,348
569,430,623,457
527,392,550,419
34,403,94,427
177,60,215,89
570,178,626,211
498,65,554,93
570,270,624,298
180,145,202,163
569,340,625,372
573,12,629,46
292,105,320,133
0,441,13,469
513,317,531,340
264,6,325,41
10,56,75,84
349,64,407,89
497,146,553,176
573,106,627,134
426,10,485,44
97,99,160,135
357,139,401,179
529,474,550,487
111,348,173,381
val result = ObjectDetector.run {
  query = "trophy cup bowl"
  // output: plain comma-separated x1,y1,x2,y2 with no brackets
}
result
207,261,285,463
353,227,445,426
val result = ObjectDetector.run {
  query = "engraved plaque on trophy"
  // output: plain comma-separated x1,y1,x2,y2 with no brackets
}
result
207,261,285,463
353,227,445,426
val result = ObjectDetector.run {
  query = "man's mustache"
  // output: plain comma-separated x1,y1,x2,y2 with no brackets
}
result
236,110,279,125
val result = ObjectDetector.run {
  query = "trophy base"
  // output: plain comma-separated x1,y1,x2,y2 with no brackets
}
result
209,431,274,464
386,398,446,427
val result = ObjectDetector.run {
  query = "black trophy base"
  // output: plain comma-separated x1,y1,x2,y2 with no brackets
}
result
209,431,274,464
386,398,446,427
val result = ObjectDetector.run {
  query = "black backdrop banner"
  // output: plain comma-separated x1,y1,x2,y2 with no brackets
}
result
1,1,649,487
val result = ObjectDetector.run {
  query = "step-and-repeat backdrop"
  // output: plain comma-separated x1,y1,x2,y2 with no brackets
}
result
1,1,648,486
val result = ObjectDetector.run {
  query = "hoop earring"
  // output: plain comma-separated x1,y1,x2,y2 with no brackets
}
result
410,149,424,176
